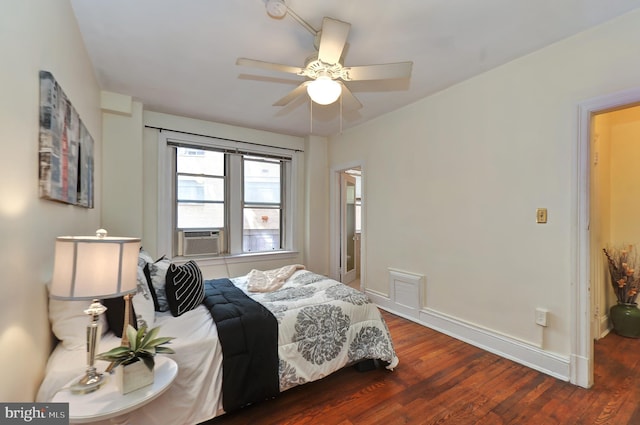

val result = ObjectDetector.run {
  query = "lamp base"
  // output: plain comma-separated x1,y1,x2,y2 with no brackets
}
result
73,299,108,394
70,367,106,394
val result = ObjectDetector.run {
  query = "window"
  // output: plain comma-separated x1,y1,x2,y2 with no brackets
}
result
176,148,224,229
157,130,298,259
243,156,282,252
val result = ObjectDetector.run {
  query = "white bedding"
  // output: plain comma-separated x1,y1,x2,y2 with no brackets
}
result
37,270,398,425
37,304,225,425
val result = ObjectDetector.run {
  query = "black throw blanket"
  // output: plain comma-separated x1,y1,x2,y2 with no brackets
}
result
203,278,279,412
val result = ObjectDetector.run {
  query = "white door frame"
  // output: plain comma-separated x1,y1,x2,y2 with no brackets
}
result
330,160,365,286
574,87,640,388
340,172,357,283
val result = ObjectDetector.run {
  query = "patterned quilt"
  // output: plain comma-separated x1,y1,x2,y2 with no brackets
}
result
231,269,399,392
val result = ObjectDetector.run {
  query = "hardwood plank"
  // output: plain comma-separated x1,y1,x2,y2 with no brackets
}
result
202,311,640,425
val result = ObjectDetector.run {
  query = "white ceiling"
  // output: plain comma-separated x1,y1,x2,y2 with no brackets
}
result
70,0,640,137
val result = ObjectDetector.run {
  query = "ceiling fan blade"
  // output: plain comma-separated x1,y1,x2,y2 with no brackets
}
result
338,82,362,110
273,81,311,106
236,58,303,75
317,17,351,64
345,61,413,81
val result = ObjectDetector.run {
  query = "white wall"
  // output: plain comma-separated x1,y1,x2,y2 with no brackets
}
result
328,9,640,366
304,135,330,275
599,106,640,318
102,94,144,239
609,106,640,244
0,0,102,400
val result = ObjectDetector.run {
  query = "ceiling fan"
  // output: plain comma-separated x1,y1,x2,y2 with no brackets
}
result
236,0,413,110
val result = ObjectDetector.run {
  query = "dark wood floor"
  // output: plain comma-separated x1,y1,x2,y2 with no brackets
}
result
204,311,640,425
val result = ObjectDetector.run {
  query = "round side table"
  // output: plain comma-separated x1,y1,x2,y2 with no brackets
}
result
52,356,178,425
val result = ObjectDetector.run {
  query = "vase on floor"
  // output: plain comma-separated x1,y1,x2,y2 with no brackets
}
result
610,303,640,338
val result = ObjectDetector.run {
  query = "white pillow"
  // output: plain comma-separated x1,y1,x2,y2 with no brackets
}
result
147,257,171,312
49,298,109,350
131,265,155,329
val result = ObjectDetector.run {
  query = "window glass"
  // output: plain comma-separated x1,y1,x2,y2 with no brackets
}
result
177,203,224,229
243,208,281,252
243,156,282,253
177,176,224,202
244,157,281,204
176,147,225,231
176,148,223,175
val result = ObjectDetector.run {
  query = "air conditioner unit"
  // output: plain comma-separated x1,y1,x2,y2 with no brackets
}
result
179,230,220,256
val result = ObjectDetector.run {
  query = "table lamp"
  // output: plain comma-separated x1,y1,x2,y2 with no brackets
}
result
49,229,141,394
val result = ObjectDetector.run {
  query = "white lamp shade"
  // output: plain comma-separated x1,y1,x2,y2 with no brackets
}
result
306,76,342,105
50,235,141,300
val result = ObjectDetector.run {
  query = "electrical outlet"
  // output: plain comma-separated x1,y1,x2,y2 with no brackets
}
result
535,308,548,327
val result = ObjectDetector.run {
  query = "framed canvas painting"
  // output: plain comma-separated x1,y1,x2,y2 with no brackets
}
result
38,71,94,208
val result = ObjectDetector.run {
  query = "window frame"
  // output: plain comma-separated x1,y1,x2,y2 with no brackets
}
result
157,130,298,263
241,155,284,253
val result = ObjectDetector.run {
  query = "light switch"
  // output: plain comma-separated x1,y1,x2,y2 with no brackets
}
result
536,208,547,224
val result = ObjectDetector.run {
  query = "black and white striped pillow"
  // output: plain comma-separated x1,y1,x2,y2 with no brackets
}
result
165,260,205,317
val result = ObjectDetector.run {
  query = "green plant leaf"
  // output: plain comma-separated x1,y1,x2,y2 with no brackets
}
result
141,356,155,371
147,336,175,348
141,326,160,347
96,346,131,359
125,325,139,351
96,325,175,368
155,346,176,355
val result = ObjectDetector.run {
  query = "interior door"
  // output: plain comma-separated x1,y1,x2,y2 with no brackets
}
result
341,173,357,283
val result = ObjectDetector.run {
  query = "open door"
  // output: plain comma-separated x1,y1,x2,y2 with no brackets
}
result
340,172,357,284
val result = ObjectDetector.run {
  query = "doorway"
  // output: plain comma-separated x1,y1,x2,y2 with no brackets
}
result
340,168,361,287
590,105,640,343
575,87,640,388
330,162,364,290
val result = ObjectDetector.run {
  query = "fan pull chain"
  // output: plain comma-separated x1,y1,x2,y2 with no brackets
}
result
309,99,313,133
340,94,343,134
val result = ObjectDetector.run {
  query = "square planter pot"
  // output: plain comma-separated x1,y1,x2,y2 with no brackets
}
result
115,360,154,394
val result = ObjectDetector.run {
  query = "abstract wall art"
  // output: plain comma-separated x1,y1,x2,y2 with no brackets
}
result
38,70,94,208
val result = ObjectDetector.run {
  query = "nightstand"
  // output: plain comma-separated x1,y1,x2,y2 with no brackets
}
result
52,356,178,425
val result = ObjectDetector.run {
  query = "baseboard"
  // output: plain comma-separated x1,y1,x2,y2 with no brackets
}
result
599,314,611,339
366,289,571,382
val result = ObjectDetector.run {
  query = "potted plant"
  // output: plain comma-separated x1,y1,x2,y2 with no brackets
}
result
603,245,640,338
97,325,175,394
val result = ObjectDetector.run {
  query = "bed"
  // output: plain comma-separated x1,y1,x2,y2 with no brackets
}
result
37,265,398,425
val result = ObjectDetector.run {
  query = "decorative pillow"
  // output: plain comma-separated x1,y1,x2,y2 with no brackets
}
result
131,263,156,329
138,248,153,265
49,299,109,350
165,260,205,317
147,256,171,312
143,263,159,311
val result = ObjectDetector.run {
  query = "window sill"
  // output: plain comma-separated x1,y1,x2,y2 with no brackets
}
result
170,250,300,267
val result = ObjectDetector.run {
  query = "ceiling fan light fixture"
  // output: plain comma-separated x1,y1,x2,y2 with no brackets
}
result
265,0,287,19
307,76,341,105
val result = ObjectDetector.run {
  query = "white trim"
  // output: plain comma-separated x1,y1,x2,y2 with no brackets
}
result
388,268,424,319
227,153,243,254
169,250,299,268
574,86,640,388
163,130,297,158
367,290,571,382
